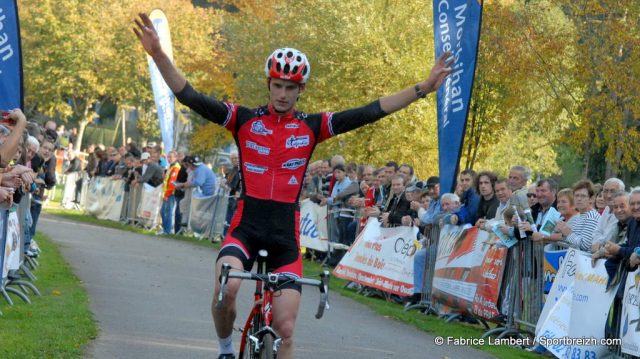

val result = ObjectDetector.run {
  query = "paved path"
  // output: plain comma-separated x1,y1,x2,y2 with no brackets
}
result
39,215,494,359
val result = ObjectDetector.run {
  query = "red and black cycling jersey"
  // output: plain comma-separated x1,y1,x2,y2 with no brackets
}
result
175,82,388,204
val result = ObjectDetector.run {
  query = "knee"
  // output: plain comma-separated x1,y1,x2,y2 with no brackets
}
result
212,280,240,309
274,319,296,342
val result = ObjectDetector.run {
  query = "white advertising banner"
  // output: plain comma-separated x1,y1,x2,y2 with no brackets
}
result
620,267,640,356
85,178,125,221
137,183,163,227
188,195,216,238
299,199,329,252
536,249,618,359
5,210,21,272
333,219,418,296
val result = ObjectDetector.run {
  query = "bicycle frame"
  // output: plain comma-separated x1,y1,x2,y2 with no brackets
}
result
218,250,330,359
238,258,281,358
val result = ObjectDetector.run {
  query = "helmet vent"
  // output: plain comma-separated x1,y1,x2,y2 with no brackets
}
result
283,64,290,74
286,51,293,58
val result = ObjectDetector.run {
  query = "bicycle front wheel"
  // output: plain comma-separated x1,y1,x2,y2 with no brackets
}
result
258,333,275,359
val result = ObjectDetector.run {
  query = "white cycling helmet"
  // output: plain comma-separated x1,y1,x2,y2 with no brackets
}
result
264,47,311,84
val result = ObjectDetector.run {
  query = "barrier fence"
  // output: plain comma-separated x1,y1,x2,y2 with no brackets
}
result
55,176,640,357
1,193,42,316
67,176,231,241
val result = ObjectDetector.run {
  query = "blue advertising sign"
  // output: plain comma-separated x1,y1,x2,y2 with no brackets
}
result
0,0,23,110
433,0,483,193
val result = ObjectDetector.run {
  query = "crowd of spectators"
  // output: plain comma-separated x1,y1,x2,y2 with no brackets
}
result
298,156,640,352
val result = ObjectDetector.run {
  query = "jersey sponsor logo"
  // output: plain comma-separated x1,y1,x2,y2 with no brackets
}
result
284,123,300,129
244,162,268,174
288,175,298,185
250,120,273,136
281,158,306,170
285,135,310,148
245,140,270,155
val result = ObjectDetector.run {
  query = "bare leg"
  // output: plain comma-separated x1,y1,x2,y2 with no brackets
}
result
271,288,301,359
212,256,244,339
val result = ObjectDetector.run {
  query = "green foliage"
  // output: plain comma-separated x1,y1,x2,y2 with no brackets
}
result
19,0,640,179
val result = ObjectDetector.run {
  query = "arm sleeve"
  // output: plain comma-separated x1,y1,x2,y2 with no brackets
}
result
389,198,412,225
174,82,239,134
564,215,599,252
456,192,481,225
334,182,360,202
317,100,388,143
190,169,204,188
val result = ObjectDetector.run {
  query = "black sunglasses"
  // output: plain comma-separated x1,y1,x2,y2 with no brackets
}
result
527,193,536,198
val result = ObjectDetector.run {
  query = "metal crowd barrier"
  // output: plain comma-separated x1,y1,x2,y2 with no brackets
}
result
1,194,41,311
405,224,441,313
480,237,544,340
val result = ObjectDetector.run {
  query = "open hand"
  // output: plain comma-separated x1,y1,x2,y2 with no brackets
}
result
422,51,454,93
133,13,163,57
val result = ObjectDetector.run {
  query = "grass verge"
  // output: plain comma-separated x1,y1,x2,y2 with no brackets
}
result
0,233,97,358
43,207,538,359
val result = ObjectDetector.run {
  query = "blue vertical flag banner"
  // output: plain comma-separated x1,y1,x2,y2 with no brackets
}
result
147,9,175,153
0,0,23,110
433,0,483,194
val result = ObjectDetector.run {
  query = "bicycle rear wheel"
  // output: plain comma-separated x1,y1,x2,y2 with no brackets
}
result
258,333,275,359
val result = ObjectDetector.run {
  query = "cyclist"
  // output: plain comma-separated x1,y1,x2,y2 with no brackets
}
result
134,12,452,359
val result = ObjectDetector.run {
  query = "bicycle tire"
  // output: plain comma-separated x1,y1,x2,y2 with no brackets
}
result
258,332,275,359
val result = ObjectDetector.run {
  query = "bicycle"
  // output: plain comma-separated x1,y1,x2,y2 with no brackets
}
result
218,249,330,359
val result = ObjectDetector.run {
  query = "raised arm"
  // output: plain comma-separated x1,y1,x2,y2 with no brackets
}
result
0,109,27,167
379,52,453,114
133,13,187,93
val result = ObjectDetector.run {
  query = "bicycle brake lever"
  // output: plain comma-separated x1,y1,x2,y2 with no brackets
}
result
217,263,232,308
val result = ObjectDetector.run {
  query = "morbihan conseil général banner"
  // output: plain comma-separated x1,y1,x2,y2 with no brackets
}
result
433,0,482,194
0,0,23,110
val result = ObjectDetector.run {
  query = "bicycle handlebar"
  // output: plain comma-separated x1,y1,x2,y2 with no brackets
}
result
217,263,331,319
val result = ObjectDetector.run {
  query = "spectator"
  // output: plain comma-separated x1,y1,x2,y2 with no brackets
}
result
407,191,460,307
65,149,81,174
398,164,414,185
104,148,120,176
559,180,600,251
595,184,606,214
380,175,412,227
474,171,499,229
592,178,626,254
529,178,558,230
173,153,188,233
132,152,164,188
439,193,462,225
127,141,142,158
493,178,513,223
449,169,480,225
381,161,399,209
526,184,538,208
29,140,57,253
592,191,631,264
175,155,216,197
419,176,442,227
159,151,181,236
532,188,578,244
323,164,358,244
508,165,531,211
602,189,640,344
